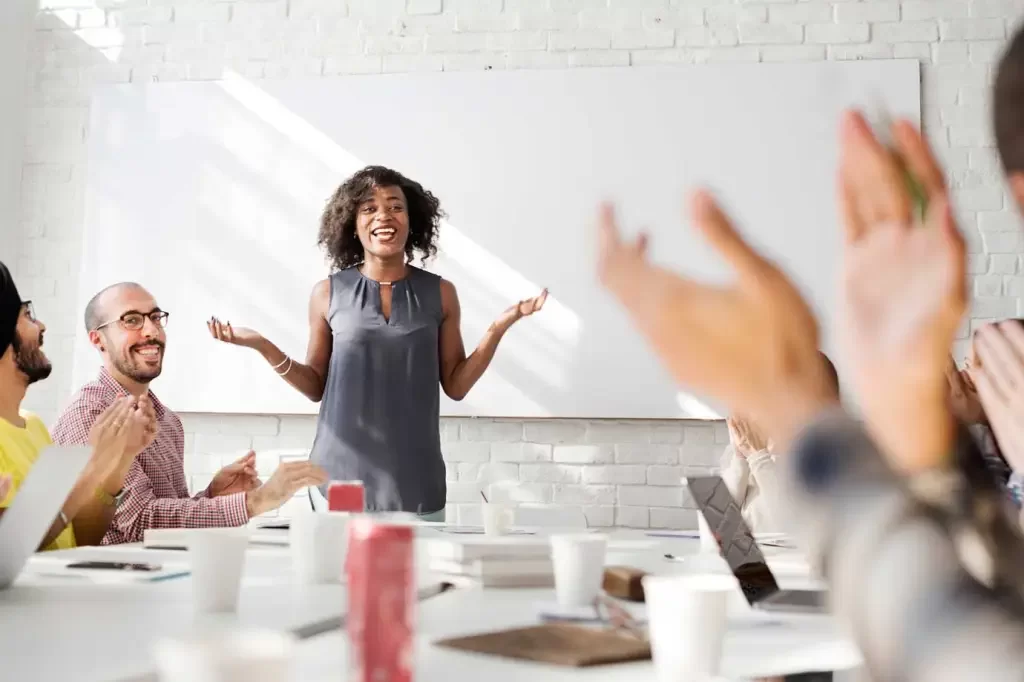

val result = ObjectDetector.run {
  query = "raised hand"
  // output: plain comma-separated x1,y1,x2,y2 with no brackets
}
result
245,460,329,517
969,322,1024,473
837,111,966,473
945,354,986,425
208,317,265,350
209,450,261,497
727,416,769,458
495,289,548,331
86,397,138,481
124,393,158,456
596,192,836,446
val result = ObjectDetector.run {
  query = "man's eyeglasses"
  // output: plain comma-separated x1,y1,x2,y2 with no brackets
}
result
93,310,170,332
21,301,36,322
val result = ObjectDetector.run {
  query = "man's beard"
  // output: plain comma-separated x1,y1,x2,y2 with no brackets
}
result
12,333,52,384
112,340,164,384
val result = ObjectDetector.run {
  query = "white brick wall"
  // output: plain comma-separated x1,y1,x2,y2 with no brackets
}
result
13,0,1024,528
0,0,36,252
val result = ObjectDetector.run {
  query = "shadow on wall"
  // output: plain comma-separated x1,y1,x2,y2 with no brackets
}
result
38,0,710,420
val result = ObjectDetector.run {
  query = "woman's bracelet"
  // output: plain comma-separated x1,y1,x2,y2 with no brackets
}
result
275,357,294,376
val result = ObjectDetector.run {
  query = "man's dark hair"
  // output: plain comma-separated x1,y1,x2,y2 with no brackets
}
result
994,27,1024,176
317,166,444,271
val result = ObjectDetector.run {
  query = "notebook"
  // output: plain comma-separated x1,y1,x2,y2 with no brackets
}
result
435,623,650,667
142,527,288,549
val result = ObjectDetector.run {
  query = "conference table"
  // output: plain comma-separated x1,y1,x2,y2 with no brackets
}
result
0,523,863,682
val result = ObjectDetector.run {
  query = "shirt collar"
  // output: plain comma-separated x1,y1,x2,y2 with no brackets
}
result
97,366,167,419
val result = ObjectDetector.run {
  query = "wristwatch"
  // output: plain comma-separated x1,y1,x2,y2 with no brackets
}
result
95,487,127,508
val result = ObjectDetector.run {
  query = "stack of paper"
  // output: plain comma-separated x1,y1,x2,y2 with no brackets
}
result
424,536,554,588
24,555,190,584
142,527,288,549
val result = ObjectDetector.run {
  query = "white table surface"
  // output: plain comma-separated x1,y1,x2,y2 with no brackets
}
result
0,526,860,682
0,542,349,682
295,586,862,681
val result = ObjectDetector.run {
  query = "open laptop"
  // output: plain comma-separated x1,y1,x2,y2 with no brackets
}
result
685,475,828,614
0,445,92,588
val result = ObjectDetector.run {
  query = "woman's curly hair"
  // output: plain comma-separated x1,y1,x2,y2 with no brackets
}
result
318,166,444,271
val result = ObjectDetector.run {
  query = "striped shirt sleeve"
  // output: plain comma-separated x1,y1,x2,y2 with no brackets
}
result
108,458,249,542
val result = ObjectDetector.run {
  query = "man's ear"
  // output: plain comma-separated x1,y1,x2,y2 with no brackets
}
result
1007,172,1024,217
88,329,105,352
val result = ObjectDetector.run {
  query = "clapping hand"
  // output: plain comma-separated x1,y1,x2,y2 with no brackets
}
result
596,193,833,445
246,461,329,517
945,354,986,425
970,322,1024,473
125,394,159,456
86,397,140,482
727,417,769,458
837,112,966,473
209,450,262,497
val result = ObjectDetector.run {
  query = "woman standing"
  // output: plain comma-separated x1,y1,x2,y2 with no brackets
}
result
209,166,546,520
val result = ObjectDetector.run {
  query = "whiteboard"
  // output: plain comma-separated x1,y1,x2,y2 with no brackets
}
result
75,61,920,419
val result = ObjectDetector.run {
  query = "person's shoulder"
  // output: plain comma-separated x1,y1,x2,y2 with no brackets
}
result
434,273,456,298
52,379,114,441
67,378,116,414
437,277,459,316
409,265,443,284
312,277,332,296
17,411,51,444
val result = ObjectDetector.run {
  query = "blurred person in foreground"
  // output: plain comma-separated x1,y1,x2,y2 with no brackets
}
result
597,111,1024,682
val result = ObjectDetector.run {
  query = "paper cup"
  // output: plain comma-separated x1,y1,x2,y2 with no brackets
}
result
152,627,296,682
481,503,511,536
642,574,734,682
289,511,351,584
549,533,607,607
188,528,249,614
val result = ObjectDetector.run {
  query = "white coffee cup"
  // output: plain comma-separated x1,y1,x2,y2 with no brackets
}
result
188,528,249,614
481,503,511,536
289,511,351,584
642,573,735,682
152,627,296,682
549,533,607,607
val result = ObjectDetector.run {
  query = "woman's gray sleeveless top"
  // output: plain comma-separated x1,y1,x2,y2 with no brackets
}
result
308,265,446,514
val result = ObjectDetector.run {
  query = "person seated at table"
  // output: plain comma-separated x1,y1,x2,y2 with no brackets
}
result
51,282,329,544
945,348,1020,501
0,261,154,549
967,320,1024,519
597,109,1024,679
720,351,840,533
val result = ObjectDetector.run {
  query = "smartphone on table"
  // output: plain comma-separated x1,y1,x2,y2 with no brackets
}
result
65,561,162,572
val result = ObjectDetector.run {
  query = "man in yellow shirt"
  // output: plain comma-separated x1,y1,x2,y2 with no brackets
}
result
0,261,155,550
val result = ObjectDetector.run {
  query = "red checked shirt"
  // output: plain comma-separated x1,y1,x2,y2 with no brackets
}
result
51,367,249,544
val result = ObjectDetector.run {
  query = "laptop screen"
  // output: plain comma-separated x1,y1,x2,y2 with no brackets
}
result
686,475,780,605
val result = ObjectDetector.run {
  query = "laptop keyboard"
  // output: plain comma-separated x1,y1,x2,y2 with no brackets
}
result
688,476,782,605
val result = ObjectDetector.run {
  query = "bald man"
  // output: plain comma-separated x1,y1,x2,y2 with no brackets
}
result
52,283,327,544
